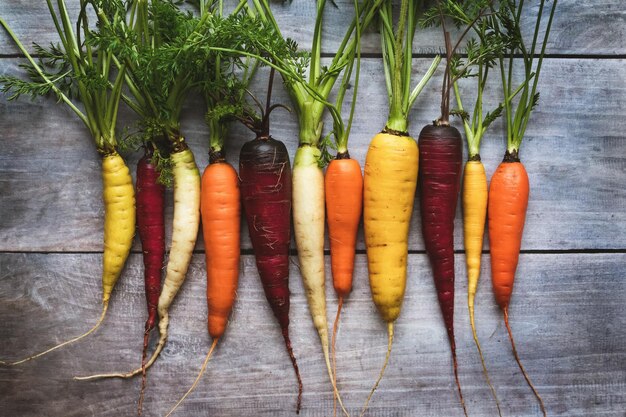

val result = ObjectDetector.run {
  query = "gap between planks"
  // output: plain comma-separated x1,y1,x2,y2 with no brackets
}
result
2,249,626,255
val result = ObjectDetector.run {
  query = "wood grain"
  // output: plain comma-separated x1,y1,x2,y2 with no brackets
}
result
1,0,625,56
1,58,624,252
0,253,624,417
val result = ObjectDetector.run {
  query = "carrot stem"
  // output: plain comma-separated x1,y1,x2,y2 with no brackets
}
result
163,338,220,417
504,307,547,417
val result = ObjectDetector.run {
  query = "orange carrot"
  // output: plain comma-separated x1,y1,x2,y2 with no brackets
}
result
488,1,556,412
203,157,240,340
164,153,240,417
325,153,363,415
489,156,546,416
489,160,529,311
326,155,363,299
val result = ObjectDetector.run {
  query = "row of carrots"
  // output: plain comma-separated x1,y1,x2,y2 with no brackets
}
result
0,0,557,416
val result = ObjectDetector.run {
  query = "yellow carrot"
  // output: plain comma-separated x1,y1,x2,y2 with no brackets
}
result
1,152,135,366
361,130,418,413
101,153,137,304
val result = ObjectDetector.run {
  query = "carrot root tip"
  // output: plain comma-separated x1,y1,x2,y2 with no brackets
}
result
360,322,394,417
282,328,303,414
164,338,219,417
504,308,547,417
6,303,108,366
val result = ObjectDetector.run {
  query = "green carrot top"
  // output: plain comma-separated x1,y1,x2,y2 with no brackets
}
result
0,0,127,154
236,0,385,154
421,0,502,127
442,2,510,158
491,0,558,156
382,0,441,134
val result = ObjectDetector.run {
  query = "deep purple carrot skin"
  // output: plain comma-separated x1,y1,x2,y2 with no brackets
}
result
239,136,302,413
418,124,462,344
136,151,166,412
136,152,166,332
418,124,468,416
240,137,292,328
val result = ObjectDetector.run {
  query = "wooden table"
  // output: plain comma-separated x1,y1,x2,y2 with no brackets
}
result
1,1,624,416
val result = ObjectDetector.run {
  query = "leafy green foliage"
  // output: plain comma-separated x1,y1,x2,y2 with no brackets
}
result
207,12,310,82
0,0,129,150
421,0,494,28
318,131,337,168
491,0,558,150
0,43,77,101
450,108,470,121
153,147,174,187
482,102,503,130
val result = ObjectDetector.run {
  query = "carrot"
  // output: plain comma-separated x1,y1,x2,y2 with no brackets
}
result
135,148,166,413
417,123,466,416
326,154,362,413
0,4,133,365
417,2,504,412
449,7,507,410
462,159,503,412
239,69,302,413
489,159,529,310
488,1,557,414
164,151,240,417
326,156,362,299
489,156,546,414
324,2,365,408
202,158,240,339
359,0,441,413
75,143,201,382
363,131,418,406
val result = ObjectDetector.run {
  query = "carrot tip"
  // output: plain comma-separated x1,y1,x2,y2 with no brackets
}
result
504,308,547,417
359,322,394,417
331,298,344,417
469,305,503,417
5,303,108,366
451,347,468,417
137,326,154,415
282,328,303,414
164,338,219,417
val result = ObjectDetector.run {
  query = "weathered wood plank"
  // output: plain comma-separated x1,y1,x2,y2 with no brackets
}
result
0,0,625,56
1,58,625,251
0,253,624,416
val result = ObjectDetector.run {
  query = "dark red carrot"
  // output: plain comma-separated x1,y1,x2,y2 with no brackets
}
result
135,149,165,413
240,135,302,412
238,71,302,413
418,123,466,415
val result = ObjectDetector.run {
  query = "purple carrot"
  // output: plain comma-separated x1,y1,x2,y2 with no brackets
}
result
239,134,302,413
135,149,165,413
418,123,466,414
238,69,302,413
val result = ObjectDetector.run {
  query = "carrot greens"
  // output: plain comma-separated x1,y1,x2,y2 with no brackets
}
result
491,0,557,155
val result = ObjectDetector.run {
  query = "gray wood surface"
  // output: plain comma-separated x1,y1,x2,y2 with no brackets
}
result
1,1,625,417
0,253,624,417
